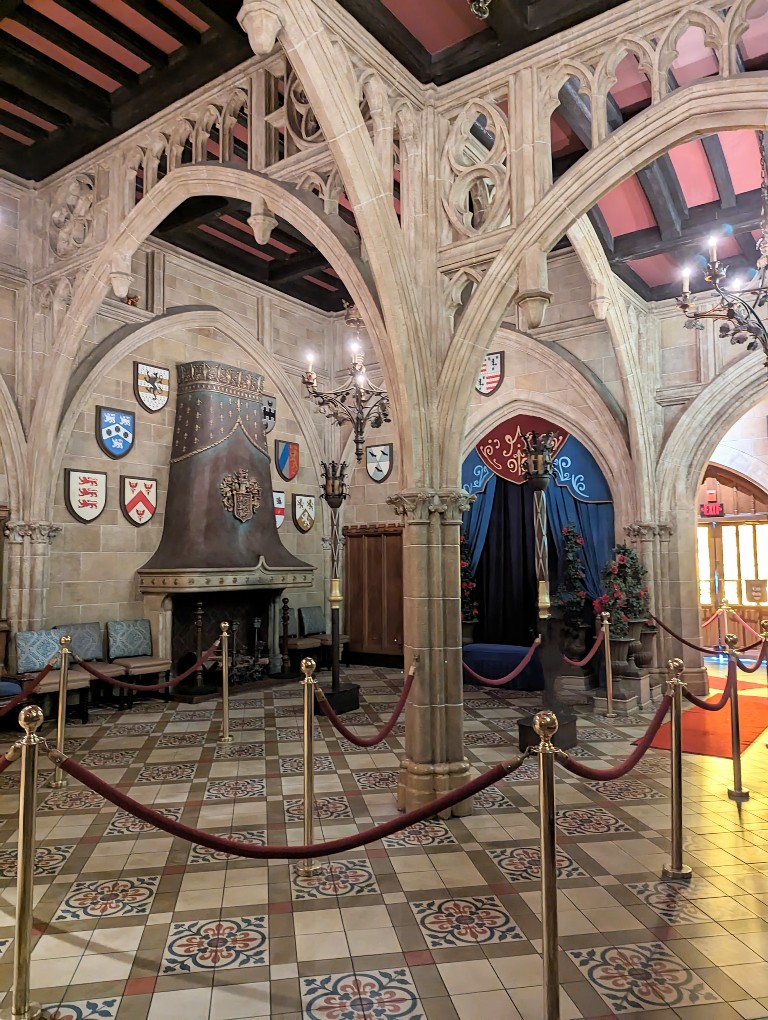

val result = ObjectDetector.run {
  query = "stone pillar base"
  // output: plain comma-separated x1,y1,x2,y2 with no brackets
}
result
560,670,594,704
683,666,708,697
616,672,651,708
397,756,473,817
592,692,639,717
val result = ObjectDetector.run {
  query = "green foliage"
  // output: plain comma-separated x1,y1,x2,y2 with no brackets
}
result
553,523,587,639
460,533,479,625
593,543,650,639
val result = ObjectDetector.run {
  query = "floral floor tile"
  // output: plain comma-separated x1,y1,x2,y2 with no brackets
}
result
276,726,322,741
337,736,391,753
556,806,634,836
331,712,372,726
136,762,196,783
39,789,105,813
230,717,266,731
104,805,183,837
161,915,267,973
214,741,265,760
63,738,85,754
284,796,352,821
382,819,458,848
173,710,214,721
0,843,76,879
80,750,136,768
463,730,510,746
273,705,303,718
229,697,263,709
632,755,671,776
488,846,588,882
410,895,524,948
279,755,334,774
473,785,514,811
503,758,540,783
45,999,120,1020
204,777,266,801
301,969,422,1019
578,727,626,742
188,829,267,864
290,858,380,900
587,778,664,801
106,723,155,737
156,732,205,748
53,876,160,921
567,940,720,1013
352,770,399,791
627,881,711,925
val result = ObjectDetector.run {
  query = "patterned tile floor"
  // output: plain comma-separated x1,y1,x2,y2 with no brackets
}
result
0,661,766,1018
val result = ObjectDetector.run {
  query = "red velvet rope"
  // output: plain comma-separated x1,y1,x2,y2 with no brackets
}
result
315,668,415,747
734,641,768,673
52,752,520,859
683,660,735,712
0,663,54,718
558,694,672,781
651,615,760,656
563,629,605,668
462,639,540,686
701,607,722,628
728,609,763,639
0,753,13,774
74,642,219,692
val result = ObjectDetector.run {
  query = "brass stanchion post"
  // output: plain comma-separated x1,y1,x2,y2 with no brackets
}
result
49,635,70,789
661,658,692,882
218,622,232,744
1,706,51,1020
601,612,615,719
533,710,560,1020
299,657,322,878
725,633,749,801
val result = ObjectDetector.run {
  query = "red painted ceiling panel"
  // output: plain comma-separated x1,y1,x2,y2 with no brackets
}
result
670,26,719,85
90,0,182,54
378,0,485,55
720,130,763,194
199,223,274,261
609,53,651,109
668,140,718,207
739,0,768,60
26,0,150,73
1,20,121,91
0,123,34,145
304,274,338,292
0,98,55,131
159,0,208,33
627,252,680,288
597,176,656,236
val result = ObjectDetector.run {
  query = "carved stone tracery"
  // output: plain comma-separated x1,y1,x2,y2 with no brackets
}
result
49,173,95,258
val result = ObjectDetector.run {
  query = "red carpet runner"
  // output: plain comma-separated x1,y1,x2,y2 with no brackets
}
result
643,678,768,758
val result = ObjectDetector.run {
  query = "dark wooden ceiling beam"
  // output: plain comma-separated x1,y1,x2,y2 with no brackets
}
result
701,134,737,209
11,7,139,89
527,0,628,33
0,106,48,142
485,0,527,45
178,0,245,35
269,251,333,284
49,0,169,67
0,0,22,17
332,0,431,82
736,230,758,261
0,35,111,125
127,0,202,49
610,188,763,263
0,82,71,128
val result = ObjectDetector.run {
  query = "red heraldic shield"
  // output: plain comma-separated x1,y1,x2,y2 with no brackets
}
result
120,476,158,527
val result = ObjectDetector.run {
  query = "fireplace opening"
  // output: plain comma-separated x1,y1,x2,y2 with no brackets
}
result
172,590,273,685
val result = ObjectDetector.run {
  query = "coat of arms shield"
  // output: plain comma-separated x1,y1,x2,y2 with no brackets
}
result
64,469,107,523
292,494,315,533
96,407,135,459
120,476,157,527
220,470,262,524
273,491,286,529
366,443,394,483
275,440,299,481
262,395,277,434
475,352,505,396
134,362,170,413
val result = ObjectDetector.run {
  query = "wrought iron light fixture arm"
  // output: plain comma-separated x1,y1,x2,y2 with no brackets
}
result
302,357,391,463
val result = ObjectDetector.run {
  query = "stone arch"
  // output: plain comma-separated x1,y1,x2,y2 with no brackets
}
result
445,76,768,488
50,305,327,512
0,375,27,518
656,7,726,93
594,37,658,129
27,163,395,519
461,332,634,529
709,451,768,499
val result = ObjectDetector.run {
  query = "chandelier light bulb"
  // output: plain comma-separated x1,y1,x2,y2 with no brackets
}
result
708,236,718,262
355,373,366,386
681,266,691,294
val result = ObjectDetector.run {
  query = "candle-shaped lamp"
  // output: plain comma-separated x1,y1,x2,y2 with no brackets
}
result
682,266,691,297
708,235,718,263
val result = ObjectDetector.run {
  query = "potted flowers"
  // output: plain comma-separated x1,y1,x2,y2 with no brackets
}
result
554,523,588,656
460,533,479,644
594,545,651,677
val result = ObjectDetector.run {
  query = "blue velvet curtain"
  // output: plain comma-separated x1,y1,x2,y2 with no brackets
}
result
547,485,615,599
461,450,497,574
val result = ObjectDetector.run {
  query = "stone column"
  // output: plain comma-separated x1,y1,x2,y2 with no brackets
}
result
387,489,473,814
3,521,61,639
664,509,707,695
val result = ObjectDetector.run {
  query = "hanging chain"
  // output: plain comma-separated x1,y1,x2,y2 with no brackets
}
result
757,131,768,268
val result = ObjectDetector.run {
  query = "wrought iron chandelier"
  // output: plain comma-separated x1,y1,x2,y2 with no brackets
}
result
468,0,492,17
302,305,391,462
678,131,768,369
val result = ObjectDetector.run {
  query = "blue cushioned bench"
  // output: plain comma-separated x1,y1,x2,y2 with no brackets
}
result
462,643,544,691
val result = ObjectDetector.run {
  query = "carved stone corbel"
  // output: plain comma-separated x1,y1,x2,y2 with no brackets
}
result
3,522,29,545
109,253,133,300
247,197,278,245
237,1,284,56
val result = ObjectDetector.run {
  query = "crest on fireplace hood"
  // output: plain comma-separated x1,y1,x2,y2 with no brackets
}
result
220,469,262,524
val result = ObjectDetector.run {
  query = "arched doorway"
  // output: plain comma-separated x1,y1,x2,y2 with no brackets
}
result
462,413,615,644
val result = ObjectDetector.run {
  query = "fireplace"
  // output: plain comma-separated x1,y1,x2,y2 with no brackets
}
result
135,360,316,668
171,590,274,674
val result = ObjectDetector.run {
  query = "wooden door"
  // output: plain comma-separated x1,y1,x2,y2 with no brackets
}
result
344,523,403,657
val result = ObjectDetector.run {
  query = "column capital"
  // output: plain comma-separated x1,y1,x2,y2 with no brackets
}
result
387,488,475,523
3,521,62,545
625,521,658,541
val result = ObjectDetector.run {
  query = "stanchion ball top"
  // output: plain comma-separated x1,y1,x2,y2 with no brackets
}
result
59,633,71,647
533,710,559,740
301,657,317,676
724,633,738,649
667,657,684,678
761,619,768,638
220,621,230,633
18,705,44,735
